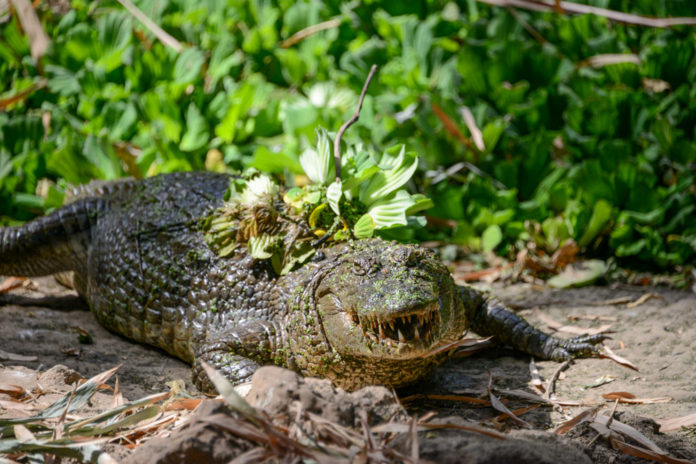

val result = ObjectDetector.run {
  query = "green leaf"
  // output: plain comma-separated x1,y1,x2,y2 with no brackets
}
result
360,146,418,206
299,128,333,185
173,47,205,84
327,180,342,215
367,190,415,229
548,260,607,288
180,104,210,152
248,234,277,260
405,194,434,215
578,200,612,247
354,214,375,238
481,224,503,252
280,241,315,275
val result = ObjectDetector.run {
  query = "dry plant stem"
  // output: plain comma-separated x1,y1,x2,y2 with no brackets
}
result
280,18,342,48
544,359,572,400
117,0,183,52
476,0,696,28
10,0,50,64
333,64,378,182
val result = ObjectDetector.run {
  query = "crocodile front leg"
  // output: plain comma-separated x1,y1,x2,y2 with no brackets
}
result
459,286,607,360
192,320,281,393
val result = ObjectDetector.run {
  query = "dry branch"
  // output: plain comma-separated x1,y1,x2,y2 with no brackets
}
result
333,64,377,182
476,0,696,28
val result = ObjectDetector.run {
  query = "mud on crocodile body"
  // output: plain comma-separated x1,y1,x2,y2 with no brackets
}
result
0,172,605,392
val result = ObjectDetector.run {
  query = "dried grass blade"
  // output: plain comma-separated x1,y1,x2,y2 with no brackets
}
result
460,106,485,151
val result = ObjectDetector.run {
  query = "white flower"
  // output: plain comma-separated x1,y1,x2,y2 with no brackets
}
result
241,175,278,207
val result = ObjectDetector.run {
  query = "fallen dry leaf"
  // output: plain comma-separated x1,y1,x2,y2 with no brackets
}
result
595,413,664,454
584,375,616,389
0,384,26,398
488,372,531,428
0,349,38,362
658,412,696,433
626,292,663,308
567,314,617,322
493,404,541,423
551,239,579,269
0,276,27,293
14,424,37,443
164,397,205,411
602,394,672,405
593,296,634,306
610,436,695,464
554,405,603,435
599,345,639,371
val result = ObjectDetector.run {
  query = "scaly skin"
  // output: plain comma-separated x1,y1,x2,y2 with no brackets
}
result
0,172,605,392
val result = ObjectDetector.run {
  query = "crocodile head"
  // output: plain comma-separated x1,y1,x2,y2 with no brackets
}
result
283,238,466,389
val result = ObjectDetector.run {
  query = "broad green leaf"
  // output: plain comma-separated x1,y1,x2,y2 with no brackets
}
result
180,104,209,152
173,47,205,84
367,190,415,229
299,128,333,185
548,260,607,288
354,213,375,238
360,146,418,206
578,200,612,247
406,194,434,215
248,234,277,260
482,224,503,252
327,180,342,215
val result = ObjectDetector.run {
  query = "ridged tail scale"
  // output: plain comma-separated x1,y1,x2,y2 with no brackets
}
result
0,198,103,277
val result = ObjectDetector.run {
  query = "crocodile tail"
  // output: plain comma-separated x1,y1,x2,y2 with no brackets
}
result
0,197,104,277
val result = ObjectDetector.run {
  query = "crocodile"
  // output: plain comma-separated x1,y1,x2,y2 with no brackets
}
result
0,171,605,392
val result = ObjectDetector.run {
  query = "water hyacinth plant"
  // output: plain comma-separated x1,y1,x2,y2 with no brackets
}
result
293,128,433,239
204,129,432,274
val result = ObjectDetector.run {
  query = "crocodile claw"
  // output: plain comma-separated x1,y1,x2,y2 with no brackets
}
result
549,333,610,361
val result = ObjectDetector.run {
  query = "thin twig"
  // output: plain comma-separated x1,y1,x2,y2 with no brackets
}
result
544,359,572,400
333,64,378,182
476,0,696,28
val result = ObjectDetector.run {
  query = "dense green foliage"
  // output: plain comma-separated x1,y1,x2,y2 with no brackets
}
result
1,0,695,268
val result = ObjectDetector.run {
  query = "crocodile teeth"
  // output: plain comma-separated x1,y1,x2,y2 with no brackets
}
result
414,325,420,340
398,329,405,342
379,323,385,339
388,320,395,331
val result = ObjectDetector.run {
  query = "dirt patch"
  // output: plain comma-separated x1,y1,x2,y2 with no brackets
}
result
2,276,695,462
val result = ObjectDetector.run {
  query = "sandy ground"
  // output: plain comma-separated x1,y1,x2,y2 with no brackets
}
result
1,276,695,462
